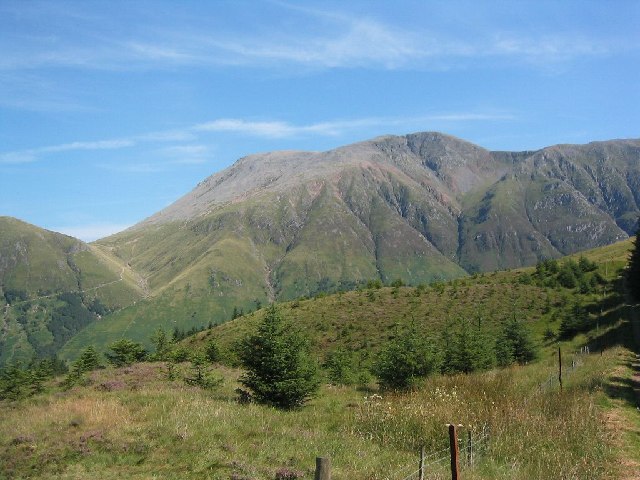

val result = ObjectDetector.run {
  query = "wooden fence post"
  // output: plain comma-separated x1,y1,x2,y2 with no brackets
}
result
449,424,460,480
315,457,331,480
419,445,425,480
558,347,563,392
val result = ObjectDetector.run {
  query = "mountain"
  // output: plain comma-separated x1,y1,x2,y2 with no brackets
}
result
57,133,640,358
0,217,145,364
2,132,638,361
104,132,638,287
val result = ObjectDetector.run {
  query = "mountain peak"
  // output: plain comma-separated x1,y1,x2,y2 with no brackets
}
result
128,133,639,241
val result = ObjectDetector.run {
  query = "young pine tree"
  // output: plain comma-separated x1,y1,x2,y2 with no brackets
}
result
204,340,220,363
495,316,537,366
628,227,640,302
105,339,147,367
441,319,495,374
236,305,320,409
374,323,440,390
324,347,357,385
63,345,102,388
150,328,171,361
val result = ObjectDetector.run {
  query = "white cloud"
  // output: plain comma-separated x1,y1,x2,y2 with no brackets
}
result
96,162,169,173
1,112,515,164
488,33,612,63
0,138,136,164
42,139,135,153
206,18,426,69
160,144,209,156
0,151,37,164
195,114,514,138
0,5,625,75
195,119,302,138
50,222,132,242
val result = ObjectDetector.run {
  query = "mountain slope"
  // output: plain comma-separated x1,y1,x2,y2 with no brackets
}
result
102,133,638,289
0,217,144,364
57,133,640,358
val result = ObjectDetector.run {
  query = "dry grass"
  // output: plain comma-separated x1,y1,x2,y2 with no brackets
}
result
0,345,626,480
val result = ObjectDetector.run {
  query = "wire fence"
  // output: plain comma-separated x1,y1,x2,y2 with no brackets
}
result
538,346,590,392
312,346,593,480
384,346,593,480
384,424,491,480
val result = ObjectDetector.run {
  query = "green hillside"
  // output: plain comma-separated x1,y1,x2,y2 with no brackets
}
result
65,134,637,357
0,217,145,364
1,238,638,479
181,238,633,365
5,134,640,367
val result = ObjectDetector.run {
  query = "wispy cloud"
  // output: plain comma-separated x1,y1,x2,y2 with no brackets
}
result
195,113,514,138
488,33,612,64
0,138,136,164
0,3,626,75
42,139,135,153
0,112,514,164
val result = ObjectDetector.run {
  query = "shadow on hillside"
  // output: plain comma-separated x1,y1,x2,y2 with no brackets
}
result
581,276,638,352
602,354,640,409
588,305,637,352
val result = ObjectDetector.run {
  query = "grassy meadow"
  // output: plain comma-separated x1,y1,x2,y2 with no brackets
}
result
1,238,638,479
0,343,633,479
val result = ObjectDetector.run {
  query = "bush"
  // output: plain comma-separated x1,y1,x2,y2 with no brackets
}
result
374,324,440,390
170,346,191,363
324,348,357,385
105,339,147,367
495,316,537,366
236,305,320,409
204,340,220,363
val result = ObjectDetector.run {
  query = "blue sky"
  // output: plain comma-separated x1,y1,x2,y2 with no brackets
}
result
1,0,638,241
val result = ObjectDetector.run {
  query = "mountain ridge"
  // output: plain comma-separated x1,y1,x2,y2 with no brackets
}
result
2,132,639,363
128,132,639,236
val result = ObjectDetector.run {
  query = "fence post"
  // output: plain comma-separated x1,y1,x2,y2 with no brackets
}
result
419,446,425,480
315,457,331,480
467,429,474,467
558,347,563,392
449,424,460,480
